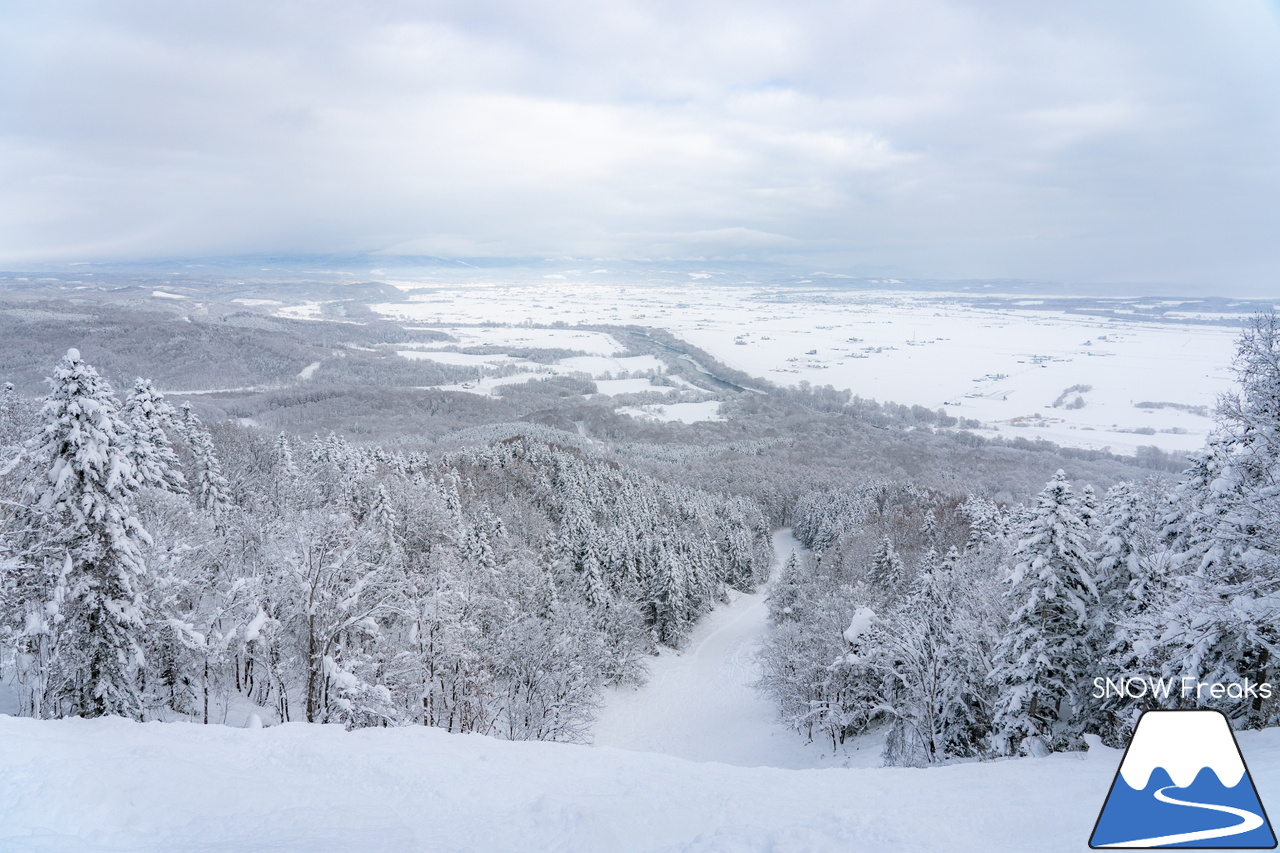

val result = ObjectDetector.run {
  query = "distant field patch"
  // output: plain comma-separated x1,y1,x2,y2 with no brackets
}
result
559,355,664,376
618,401,724,424
1135,401,1211,417
397,350,517,367
596,378,666,395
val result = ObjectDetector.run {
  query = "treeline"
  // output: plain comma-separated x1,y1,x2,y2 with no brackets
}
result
761,313,1280,765
757,380,1185,473
0,351,772,740
760,483,1007,762
0,298,1175,506
0,300,465,395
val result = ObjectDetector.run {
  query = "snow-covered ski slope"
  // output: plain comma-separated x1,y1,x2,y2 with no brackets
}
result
593,529,881,769
12,532,1280,851
8,712,1280,852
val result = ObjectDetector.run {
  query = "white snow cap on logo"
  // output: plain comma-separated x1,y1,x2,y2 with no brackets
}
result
1119,710,1246,790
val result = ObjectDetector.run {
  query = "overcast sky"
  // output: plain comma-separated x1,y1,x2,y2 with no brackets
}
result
2,0,1278,288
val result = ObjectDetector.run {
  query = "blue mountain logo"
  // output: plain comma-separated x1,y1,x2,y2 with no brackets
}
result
1091,709,1277,848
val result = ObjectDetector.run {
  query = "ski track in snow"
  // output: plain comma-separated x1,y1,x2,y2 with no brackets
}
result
592,529,882,770
1101,786,1265,848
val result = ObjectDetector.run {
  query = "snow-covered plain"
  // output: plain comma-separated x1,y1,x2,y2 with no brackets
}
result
390,333,711,416
432,370,559,395
595,378,667,395
368,283,1248,454
557,354,664,376
276,300,326,320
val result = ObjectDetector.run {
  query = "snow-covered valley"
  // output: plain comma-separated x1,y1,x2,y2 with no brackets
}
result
366,283,1245,455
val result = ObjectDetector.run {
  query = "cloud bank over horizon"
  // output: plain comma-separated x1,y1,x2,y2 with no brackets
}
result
2,1,1278,289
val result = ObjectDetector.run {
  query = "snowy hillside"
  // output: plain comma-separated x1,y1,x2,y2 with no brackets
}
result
5,302,1280,852
5,712,1280,852
8,528,1279,852
0,712,1204,853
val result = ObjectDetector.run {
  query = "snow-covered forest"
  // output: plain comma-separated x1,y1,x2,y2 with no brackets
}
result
3,292,1279,776
0,349,772,736
762,312,1280,764
3,290,1280,852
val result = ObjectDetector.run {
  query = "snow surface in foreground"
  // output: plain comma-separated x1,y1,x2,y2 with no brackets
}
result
11,713,1280,852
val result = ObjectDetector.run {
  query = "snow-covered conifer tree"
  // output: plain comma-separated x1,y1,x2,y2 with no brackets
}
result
122,379,185,494
959,495,1006,552
768,551,804,624
1157,314,1280,726
273,432,299,478
10,349,150,718
1082,481,1170,741
180,403,232,517
1078,484,1099,530
867,535,904,600
990,470,1098,754
580,536,607,610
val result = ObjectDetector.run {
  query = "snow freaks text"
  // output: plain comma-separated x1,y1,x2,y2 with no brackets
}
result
1093,677,1275,702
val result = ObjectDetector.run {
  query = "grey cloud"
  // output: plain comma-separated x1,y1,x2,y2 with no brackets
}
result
1,0,1277,289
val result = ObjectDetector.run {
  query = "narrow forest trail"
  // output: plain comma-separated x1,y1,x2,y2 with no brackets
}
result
591,529,881,769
